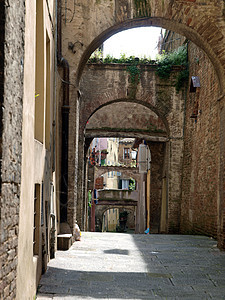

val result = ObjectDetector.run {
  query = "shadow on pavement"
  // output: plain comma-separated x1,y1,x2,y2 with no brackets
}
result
38,267,170,299
37,233,225,299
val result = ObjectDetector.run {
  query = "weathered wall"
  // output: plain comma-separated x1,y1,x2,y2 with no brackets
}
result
0,0,25,299
60,0,225,240
16,0,56,299
95,166,140,182
79,64,185,232
80,64,183,132
181,42,221,239
148,142,165,233
87,102,166,133
0,0,4,185
68,0,225,92
118,140,134,167
98,189,138,202
122,207,136,230
96,205,136,231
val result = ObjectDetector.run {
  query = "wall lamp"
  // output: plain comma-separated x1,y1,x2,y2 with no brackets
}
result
68,41,84,54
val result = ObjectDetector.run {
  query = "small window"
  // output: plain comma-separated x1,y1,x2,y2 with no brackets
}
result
33,184,40,255
124,148,130,159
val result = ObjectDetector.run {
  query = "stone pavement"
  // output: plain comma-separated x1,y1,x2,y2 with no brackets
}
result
36,232,225,299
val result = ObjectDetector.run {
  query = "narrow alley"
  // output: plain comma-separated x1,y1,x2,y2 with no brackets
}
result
3,1,225,299
37,233,225,299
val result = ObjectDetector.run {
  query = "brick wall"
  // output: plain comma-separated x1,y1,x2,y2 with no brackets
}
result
78,64,184,232
181,42,220,239
0,0,25,298
148,142,165,233
0,0,5,194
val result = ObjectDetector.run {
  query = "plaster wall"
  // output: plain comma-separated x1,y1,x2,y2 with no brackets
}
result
16,0,56,299
118,140,135,167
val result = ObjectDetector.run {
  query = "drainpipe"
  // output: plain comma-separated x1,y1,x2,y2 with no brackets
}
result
57,0,70,223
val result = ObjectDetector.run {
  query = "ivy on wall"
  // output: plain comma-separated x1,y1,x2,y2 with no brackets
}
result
88,45,189,93
156,45,189,92
127,63,141,84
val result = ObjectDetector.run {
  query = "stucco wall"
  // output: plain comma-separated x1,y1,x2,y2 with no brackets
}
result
16,0,56,299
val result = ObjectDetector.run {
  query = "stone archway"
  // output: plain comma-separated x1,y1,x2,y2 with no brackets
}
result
60,0,225,247
95,205,136,232
78,65,184,232
71,2,225,93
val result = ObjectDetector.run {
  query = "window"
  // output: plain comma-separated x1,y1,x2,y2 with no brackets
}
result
35,0,44,142
45,34,51,150
33,184,40,255
124,148,130,159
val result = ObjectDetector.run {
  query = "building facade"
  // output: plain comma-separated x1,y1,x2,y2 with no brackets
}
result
0,0,57,299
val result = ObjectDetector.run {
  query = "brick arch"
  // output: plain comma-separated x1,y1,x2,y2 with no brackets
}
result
76,12,225,93
95,205,136,231
86,98,168,133
82,98,170,136
80,64,185,138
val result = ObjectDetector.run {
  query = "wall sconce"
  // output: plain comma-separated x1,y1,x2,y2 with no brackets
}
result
190,76,200,93
68,41,84,54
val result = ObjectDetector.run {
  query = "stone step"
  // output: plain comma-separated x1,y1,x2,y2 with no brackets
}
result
57,234,73,250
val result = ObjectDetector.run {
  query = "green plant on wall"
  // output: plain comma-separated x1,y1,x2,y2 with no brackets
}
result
126,63,141,84
156,45,189,92
88,52,153,64
129,178,136,190
88,46,189,93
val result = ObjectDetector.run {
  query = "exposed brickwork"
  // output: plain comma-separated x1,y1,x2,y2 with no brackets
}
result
80,64,183,133
181,42,220,239
77,65,185,233
0,0,25,298
0,0,4,192
68,93,79,235
61,0,225,248
0,0,5,195
148,142,165,233
69,0,225,92
95,205,135,231
87,102,166,134
218,102,225,249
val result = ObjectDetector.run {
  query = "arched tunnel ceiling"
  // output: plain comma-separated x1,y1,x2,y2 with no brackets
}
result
86,102,167,137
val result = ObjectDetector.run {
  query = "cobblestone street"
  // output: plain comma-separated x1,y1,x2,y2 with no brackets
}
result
37,232,225,299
